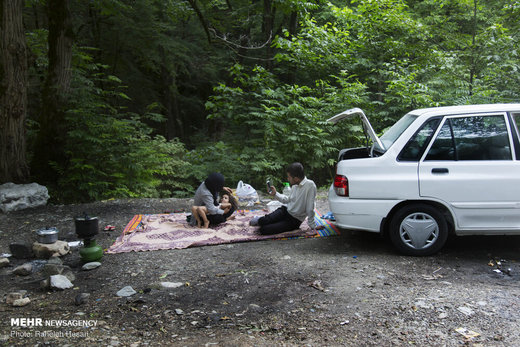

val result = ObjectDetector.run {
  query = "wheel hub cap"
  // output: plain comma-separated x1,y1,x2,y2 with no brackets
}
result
399,213,439,250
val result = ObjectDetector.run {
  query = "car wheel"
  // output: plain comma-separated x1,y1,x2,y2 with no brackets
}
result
389,204,448,256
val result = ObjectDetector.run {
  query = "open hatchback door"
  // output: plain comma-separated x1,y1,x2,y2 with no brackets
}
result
327,108,385,151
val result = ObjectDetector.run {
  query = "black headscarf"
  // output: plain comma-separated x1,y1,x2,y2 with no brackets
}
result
205,172,225,206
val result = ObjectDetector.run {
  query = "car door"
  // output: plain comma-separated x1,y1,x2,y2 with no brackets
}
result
418,112,520,233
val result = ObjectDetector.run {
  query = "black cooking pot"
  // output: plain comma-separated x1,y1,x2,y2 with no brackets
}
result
75,214,99,238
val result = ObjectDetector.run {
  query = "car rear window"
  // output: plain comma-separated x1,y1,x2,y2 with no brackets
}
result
380,114,418,150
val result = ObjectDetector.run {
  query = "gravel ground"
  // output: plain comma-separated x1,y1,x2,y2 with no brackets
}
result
1,191,520,346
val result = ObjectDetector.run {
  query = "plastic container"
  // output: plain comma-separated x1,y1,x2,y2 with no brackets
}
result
282,182,291,196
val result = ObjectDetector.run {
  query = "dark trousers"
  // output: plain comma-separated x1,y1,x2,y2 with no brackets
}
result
258,206,302,235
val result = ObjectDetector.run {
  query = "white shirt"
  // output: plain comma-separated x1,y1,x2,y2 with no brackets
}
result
275,177,317,229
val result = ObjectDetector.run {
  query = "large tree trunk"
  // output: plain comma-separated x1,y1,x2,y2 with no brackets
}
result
0,0,30,183
31,0,73,184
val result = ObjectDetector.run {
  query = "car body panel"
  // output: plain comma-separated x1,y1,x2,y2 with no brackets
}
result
328,185,400,232
336,155,419,200
328,104,520,241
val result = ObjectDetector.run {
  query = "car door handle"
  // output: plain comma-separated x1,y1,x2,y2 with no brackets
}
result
432,168,449,174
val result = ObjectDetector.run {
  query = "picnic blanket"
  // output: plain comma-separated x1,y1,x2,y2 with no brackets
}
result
106,209,339,253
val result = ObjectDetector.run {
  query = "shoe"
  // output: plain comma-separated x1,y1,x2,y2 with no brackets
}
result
321,212,335,221
249,216,260,226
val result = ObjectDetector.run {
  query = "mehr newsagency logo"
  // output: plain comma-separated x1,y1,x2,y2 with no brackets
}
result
11,318,97,327
8,318,97,339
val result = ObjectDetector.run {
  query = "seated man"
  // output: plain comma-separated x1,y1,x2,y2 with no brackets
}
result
250,162,322,234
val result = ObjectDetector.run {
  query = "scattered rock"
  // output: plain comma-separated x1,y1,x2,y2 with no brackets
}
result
41,263,76,282
33,241,70,259
82,262,102,271
50,274,74,290
0,182,49,213
75,293,91,306
40,278,50,289
414,300,433,310
6,292,24,305
248,304,264,313
116,286,136,297
457,306,475,316
160,282,184,289
9,242,34,259
12,297,31,307
30,259,47,272
46,257,63,265
0,257,10,268
43,263,69,276
63,269,76,282
13,263,33,276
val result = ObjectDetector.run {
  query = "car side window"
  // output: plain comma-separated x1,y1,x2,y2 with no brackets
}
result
398,117,441,161
511,113,520,159
425,115,512,161
424,121,454,160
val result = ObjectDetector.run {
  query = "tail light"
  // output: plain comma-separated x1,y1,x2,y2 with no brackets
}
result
333,175,349,197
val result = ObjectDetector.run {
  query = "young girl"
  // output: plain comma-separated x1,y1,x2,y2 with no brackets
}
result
191,191,238,228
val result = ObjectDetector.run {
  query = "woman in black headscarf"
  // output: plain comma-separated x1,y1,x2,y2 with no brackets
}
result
190,173,233,228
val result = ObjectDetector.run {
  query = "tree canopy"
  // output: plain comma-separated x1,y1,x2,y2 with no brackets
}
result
1,0,519,202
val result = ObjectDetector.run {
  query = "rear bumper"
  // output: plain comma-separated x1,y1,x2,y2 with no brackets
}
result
328,186,400,232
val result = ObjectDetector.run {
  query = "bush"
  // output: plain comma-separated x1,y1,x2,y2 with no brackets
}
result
204,64,370,188
51,58,194,202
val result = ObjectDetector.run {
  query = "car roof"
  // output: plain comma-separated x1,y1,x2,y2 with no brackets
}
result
409,104,520,117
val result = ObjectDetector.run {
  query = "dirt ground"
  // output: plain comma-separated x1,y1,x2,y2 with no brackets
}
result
1,191,520,346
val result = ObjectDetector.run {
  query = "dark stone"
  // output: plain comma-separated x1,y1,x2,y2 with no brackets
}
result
9,242,34,259
74,293,90,306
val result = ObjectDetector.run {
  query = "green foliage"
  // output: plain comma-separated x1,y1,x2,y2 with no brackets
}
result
205,64,369,188
17,0,520,202
51,51,194,202
274,0,437,127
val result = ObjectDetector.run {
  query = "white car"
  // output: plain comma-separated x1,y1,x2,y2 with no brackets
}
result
327,104,520,256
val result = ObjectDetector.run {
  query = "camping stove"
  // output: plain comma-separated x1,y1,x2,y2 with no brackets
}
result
75,214,103,262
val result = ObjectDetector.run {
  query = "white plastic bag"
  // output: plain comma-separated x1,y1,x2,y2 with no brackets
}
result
236,181,259,206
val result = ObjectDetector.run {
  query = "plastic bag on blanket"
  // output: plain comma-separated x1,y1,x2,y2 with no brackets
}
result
236,181,259,206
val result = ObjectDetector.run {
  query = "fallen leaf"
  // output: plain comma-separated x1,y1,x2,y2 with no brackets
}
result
309,280,325,291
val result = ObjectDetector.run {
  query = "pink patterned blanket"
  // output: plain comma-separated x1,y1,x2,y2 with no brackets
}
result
106,210,339,253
